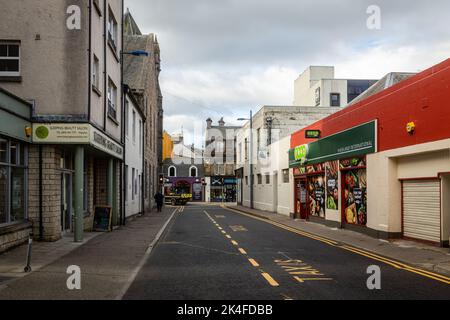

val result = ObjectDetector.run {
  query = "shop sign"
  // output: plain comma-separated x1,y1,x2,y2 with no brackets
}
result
305,130,321,139
289,121,376,168
91,127,123,160
33,123,90,143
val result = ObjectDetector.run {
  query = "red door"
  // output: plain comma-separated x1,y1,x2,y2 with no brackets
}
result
295,178,308,219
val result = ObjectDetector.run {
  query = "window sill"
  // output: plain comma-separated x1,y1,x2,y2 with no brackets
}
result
108,113,119,126
0,221,32,236
92,85,102,97
108,40,120,63
0,76,22,83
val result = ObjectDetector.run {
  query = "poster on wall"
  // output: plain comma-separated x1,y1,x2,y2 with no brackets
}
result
343,169,367,226
308,176,325,218
325,161,339,210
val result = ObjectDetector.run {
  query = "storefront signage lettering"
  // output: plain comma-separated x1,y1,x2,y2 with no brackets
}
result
91,129,123,159
33,124,90,143
289,121,377,168
305,130,321,139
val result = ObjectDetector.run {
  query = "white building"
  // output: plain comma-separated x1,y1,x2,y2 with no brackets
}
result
124,88,145,218
235,106,339,212
293,66,377,107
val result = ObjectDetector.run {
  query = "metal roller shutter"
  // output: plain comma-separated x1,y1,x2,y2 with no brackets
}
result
402,180,441,243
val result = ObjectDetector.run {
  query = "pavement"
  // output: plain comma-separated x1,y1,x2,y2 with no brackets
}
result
0,207,177,300
226,204,450,277
124,204,450,300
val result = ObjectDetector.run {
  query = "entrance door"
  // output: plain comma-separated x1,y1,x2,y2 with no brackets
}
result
295,179,308,219
61,173,73,233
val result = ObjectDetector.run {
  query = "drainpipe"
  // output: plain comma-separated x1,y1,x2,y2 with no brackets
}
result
39,145,43,241
74,146,85,242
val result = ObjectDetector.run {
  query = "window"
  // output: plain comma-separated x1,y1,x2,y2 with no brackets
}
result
257,174,262,185
107,8,118,50
315,87,321,106
265,174,270,184
125,100,129,137
238,143,242,164
0,138,27,225
245,176,248,185
0,42,20,76
139,120,142,154
168,166,176,177
132,110,136,143
282,169,289,183
92,55,100,89
190,166,198,177
330,93,340,107
132,168,135,200
257,128,261,154
107,79,117,120
124,165,128,202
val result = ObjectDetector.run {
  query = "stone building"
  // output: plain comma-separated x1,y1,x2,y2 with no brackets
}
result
123,10,163,210
204,118,240,202
0,0,125,244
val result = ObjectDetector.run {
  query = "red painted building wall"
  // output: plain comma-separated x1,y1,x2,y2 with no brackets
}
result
291,58,450,151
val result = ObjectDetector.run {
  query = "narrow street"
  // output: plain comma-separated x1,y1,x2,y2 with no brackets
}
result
124,204,450,300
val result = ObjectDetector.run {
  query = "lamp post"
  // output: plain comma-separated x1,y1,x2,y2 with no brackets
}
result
238,110,254,209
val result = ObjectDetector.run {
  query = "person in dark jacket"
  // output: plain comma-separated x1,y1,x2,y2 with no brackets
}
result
154,192,165,212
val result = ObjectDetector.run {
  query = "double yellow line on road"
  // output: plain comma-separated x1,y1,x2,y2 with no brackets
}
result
224,207,450,285
204,210,280,287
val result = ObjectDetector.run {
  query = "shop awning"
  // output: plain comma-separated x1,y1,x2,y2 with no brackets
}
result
289,120,377,168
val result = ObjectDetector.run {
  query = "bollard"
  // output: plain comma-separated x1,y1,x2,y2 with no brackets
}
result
24,232,33,273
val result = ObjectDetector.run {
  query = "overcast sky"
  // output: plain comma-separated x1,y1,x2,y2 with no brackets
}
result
125,0,450,146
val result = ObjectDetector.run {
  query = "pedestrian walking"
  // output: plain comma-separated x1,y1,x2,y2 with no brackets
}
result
154,191,165,212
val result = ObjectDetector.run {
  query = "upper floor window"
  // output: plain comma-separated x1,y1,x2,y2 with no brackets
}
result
190,166,198,177
0,42,20,77
107,8,118,51
124,100,129,137
107,78,117,120
168,166,176,177
132,110,136,143
315,87,321,106
92,55,100,89
330,93,341,107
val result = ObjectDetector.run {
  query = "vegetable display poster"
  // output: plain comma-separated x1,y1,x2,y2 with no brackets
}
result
343,169,367,226
325,161,339,210
308,176,325,218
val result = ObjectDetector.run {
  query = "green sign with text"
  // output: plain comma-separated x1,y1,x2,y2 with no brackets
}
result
289,121,377,168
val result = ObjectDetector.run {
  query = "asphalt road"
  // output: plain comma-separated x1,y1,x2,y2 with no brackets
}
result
124,204,450,300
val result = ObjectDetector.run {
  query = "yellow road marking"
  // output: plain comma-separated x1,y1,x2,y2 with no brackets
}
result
231,240,239,246
221,231,226,234
238,248,247,255
218,227,223,230
248,258,260,267
224,206,450,285
226,235,232,239
262,273,279,287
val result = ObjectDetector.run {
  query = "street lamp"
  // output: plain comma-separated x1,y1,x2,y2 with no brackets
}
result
237,110,254,209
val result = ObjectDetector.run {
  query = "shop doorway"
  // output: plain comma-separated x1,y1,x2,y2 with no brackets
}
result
60,172,73,233
295,178,308,219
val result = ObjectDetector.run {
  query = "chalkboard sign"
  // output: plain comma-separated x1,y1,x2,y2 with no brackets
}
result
93,206,112,232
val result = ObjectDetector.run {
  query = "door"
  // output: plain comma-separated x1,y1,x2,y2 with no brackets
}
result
273,173,278,212
295,179,308,219
61,172,73,233
402,179,441,243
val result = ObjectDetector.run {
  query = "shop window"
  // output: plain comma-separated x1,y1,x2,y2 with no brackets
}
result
0,138,27,226
341,157,367,226
132,168,135,200
282,169,289,183
265,174,270,184
307,176,325,218
124,165,128,202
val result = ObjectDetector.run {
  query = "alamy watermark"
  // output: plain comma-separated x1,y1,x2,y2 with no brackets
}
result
66,265,81,290
66,5,81,30
366,265,381,290
367,5,381,30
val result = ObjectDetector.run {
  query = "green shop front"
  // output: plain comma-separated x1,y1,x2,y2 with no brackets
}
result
289,121,377,231
0,88,32,253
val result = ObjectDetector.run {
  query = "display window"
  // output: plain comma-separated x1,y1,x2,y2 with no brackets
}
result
340,157,367,226
325,161,339,211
